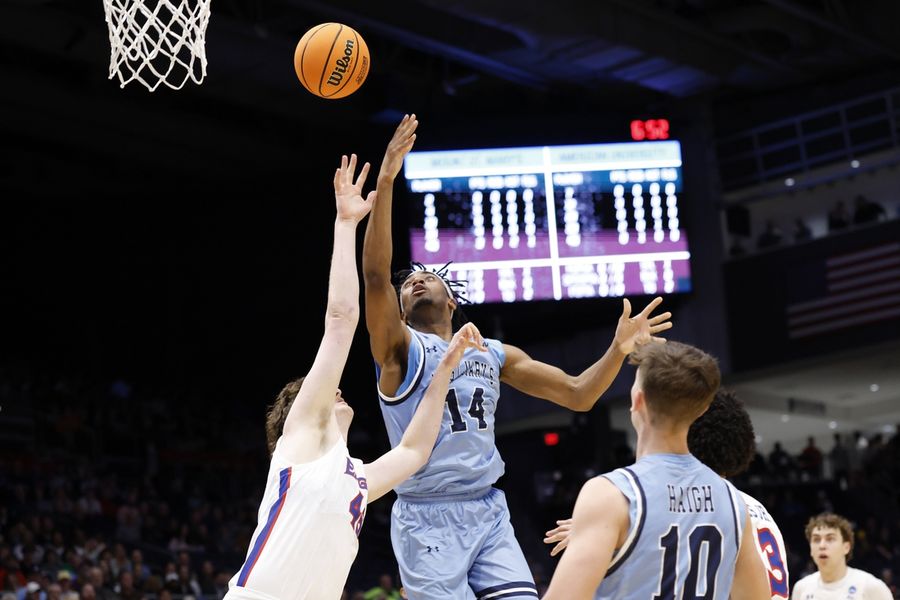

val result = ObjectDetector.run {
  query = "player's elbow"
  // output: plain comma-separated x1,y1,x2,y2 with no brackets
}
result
565,381,596,412
362,268,391,288
325,305,359,330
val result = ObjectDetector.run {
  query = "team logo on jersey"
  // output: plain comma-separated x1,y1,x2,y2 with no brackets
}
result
344,458,368,490
848,585,858,598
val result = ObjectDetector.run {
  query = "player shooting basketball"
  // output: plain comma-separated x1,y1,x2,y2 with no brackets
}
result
362,115,674,600
225,154,487,600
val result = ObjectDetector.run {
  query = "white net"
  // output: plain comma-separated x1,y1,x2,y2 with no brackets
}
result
102,0,211,92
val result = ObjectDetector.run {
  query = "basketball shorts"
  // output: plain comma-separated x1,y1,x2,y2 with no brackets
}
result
391,487,537,600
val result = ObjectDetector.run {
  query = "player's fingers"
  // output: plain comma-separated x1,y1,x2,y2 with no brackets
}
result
355,161,371,189
648,312,671,326
365,191,377,205
334,168,341,189
650,322,673,334
550,541,568,557
347,154,358,180
621,298,632,319
639,296,664,317
651,336,667,344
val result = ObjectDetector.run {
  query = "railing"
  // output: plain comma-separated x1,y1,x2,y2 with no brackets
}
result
717,87,900,191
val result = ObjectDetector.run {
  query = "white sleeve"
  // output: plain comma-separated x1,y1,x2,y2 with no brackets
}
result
865,576,894,600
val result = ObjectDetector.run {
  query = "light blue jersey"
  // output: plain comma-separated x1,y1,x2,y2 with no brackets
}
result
596,454,747,600
378,325,506,498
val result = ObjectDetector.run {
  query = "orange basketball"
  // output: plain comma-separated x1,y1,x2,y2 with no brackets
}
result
294,23,370,99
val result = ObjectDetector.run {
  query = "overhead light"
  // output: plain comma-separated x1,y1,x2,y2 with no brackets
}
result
851,159,860,169
781,414,790,423
829,421,838,430
785,178,796,187
871,384,880,392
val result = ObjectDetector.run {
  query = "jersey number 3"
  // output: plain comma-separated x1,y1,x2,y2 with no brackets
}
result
757,527,789,597
446,387,487,433
654,524,723,600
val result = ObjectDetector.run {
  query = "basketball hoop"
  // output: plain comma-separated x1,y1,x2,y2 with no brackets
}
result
102,0,211,92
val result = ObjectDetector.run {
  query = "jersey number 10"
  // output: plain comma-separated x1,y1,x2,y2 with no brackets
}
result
653,524,723,600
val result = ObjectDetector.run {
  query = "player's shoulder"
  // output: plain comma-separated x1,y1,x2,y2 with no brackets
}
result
791,571,818,595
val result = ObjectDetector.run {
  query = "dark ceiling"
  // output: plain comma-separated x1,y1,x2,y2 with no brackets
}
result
3,0,899,182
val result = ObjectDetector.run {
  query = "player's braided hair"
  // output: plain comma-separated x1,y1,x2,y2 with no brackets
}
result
393,261,469,331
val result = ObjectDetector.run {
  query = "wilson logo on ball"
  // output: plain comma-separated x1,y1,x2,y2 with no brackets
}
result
294,23,370,99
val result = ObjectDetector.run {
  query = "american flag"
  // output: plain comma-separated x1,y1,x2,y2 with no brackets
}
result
786,242,900,339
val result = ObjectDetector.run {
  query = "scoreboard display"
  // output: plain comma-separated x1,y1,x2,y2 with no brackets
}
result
403,141,691,304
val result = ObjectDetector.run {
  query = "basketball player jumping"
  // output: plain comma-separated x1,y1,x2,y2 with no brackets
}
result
363,115,674,599
225,155,488,600
542,342,770,600
545,388,792,599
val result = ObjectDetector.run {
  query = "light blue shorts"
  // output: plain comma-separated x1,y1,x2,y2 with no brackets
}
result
391,487,537,600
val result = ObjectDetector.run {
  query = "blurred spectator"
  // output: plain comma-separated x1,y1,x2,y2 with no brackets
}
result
853,194,887,225
793,217,812,242
363,574,401,600
828,433,849,486
86,568,117,600
756,219,783,249
798,436,823,480
828,201,851,232
768,442,795,478
55,574,76,600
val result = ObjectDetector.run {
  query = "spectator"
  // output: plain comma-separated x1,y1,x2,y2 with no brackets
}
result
853,194,887,225
757,219,783,249
829,433,850,486
128,552,149,587
19,581,44,600
363,574,401,600
86,568,118,600
828,201,851,232
793,217,812,242
54,574,76,600
769,442,795,478
798,436,823,480
114,572,139,600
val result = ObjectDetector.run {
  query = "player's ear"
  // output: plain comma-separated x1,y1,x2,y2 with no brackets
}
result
448,296,458,312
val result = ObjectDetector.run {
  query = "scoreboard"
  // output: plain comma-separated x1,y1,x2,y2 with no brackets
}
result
403,141,691,304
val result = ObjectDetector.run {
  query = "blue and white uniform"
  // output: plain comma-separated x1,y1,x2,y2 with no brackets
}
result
225,437,368,600
378,326,536,600
595,453,747,600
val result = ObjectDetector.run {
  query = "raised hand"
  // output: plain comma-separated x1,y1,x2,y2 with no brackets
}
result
544,518,573,557
334,154,376,224
379,114,418,181
614,297,673,355
441,323,487,368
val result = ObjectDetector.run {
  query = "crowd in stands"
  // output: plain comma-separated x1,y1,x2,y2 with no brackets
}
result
2,369,899,599
729,193,894,257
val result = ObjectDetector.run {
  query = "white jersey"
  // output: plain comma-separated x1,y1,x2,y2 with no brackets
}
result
741,491,790,599
225,437,369,600
792,567,894,600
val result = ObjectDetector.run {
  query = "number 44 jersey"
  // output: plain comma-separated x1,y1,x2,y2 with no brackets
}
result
377,326,506,498
596,454,748,600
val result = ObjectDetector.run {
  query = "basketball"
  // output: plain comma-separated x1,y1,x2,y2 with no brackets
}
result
294,23,370,99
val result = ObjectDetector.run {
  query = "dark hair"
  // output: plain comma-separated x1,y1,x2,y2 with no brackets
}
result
628,341,720,425
805,513,854,559
393,262,469,331
687,389,755,478
265,377,304,455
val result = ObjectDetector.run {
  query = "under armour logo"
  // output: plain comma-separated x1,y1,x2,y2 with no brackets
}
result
426,546,440,553
425,346,439,354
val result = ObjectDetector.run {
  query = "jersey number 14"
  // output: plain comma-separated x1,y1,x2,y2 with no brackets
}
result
446,387,488,432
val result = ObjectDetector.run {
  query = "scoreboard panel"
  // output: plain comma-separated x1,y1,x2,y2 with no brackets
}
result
403,141,691,304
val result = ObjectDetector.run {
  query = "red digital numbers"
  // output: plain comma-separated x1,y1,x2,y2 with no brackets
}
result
631,119,670,141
